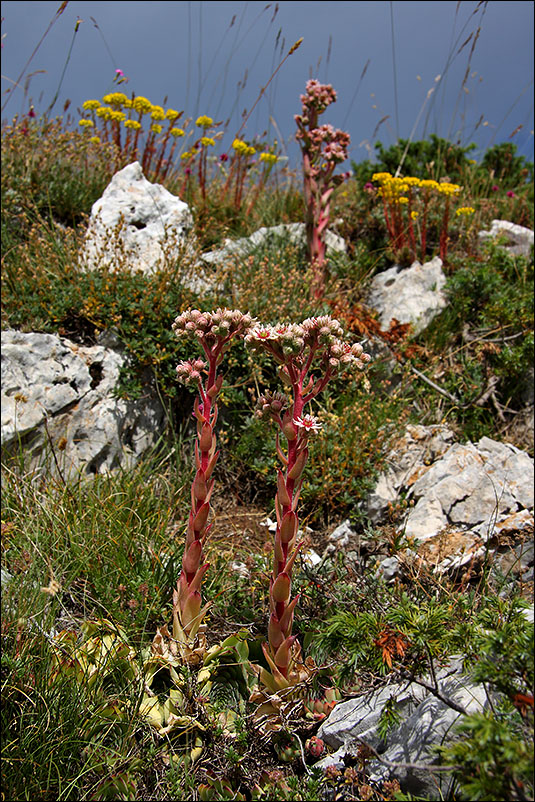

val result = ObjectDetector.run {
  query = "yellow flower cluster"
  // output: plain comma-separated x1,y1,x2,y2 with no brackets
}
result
437,182,462,196
132,96,153,114
232,138,256,156
170,127,185,138
260,152,278,164
196,115,214,128
96,106,112,119
166,109,180,121
82,99,101,110
150,105,165,121
150,124,163,134
102,92,128,106
124,119,142,130
455,206,475,216
78,119,94,128
200,136,215,147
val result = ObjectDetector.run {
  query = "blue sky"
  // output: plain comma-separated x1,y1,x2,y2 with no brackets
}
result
1,1,533,167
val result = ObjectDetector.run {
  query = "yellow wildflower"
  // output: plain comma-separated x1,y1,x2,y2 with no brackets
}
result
109,110,126,122
89,136,101,144
455,206,475,216
398,196,409,204
151,124,163,134
200,136,215,147
151,105,165,121
196,115,214,128
420,179,440,190
82,99,101,110
132,96,153,114
78,119,94,127
403,176,421,186
166,109,181,120
411,210,419,220
124,119,142,130
170,128,185,137
260,152,278,164
181,151,194,160
102,92,128,106
96,106,112,119
372,172,392,183
437,182,462,196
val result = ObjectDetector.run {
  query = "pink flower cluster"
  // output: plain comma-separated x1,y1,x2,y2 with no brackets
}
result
299,79,337,117
172,308,254,352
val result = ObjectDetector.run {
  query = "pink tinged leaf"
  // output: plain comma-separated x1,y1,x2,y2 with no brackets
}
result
279,594,300,634
206,375,224,398
188,562,209,594
193,397,205,422
261,642,288,686
277,470,291,508
282,419,297,441
192,469,208,501
182,539,203,574
284,541,303,578
199,422,213,453
288,448,308,480
193,502,210,534
271,572,291,603
203,450,219,480
274,531,285,562
181,590,202,629
268,613,285,650
274,635,296,669
280,511,298,544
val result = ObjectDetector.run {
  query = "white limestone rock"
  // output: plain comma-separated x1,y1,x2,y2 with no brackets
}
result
478,219,534,258
81,161,195,277
1,330,165,480
366,257,447,334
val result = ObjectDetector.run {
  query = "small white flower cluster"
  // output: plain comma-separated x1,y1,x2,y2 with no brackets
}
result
245,316,371,374
172,308,255,345
175,358,207,386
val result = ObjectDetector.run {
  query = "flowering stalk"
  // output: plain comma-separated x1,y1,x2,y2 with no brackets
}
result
295,80,350,299
172,309,254,643
245,317,371,682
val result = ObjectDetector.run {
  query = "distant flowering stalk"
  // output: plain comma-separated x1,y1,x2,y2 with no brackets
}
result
437,181,462,261
245,317,371,682
245,151,279,216
195,116,216,202
172,309,254,643
295,80,351,299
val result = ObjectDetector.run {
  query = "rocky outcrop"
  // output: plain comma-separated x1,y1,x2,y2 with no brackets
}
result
1,330,165,480
316,656,492,799
81,161,195,277
366,257,447,334
478,219,534,258
199,222,346,267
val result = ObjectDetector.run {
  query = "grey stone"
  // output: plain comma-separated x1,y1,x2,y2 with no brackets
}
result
81,161,198,279
316,657,491,799
1,330,165,480
200,222,346,266
478,219,534,258
366,257,447,334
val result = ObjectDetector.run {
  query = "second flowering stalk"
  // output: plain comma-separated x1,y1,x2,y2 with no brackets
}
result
246,317,371,687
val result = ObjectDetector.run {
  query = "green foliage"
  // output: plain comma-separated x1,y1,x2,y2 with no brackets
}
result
352,135,478,184
481,142,534,188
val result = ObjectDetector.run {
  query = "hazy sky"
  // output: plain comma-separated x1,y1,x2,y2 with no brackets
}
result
1,1,533,167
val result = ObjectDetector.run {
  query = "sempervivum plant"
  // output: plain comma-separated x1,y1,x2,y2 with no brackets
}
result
245,316,371,721
165,308,254,659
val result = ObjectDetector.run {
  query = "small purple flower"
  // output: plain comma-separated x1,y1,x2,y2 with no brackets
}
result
492,185,499,192
115,69,124,77
506,190,516,198
220,153,228,162
185,167,192,176
364,182,375,192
